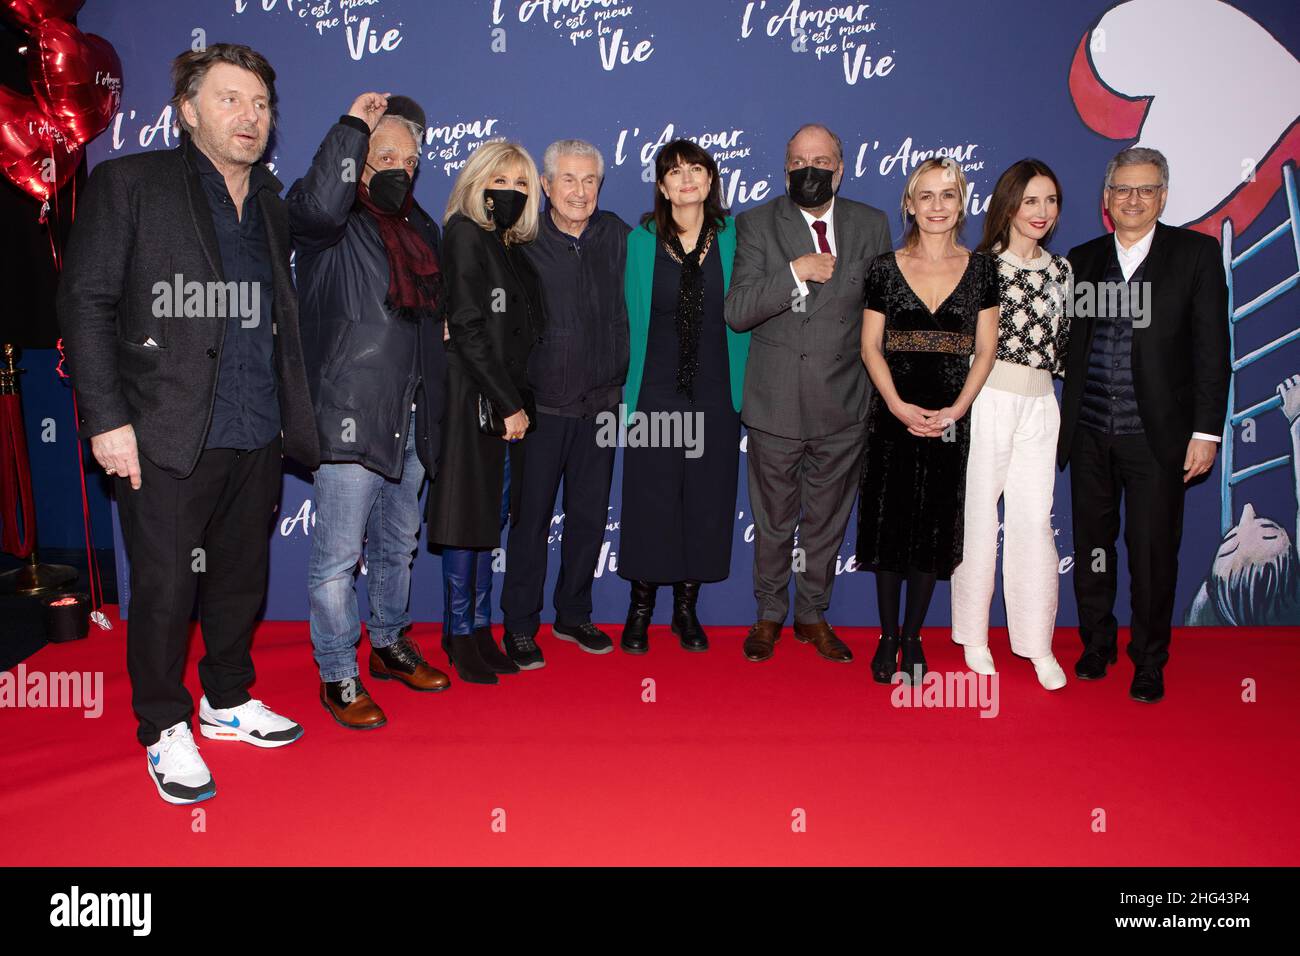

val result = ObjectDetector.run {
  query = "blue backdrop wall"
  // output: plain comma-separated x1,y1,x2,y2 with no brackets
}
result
78,0,1300,627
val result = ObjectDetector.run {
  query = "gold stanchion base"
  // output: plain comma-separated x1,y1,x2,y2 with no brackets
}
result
0,561,78,596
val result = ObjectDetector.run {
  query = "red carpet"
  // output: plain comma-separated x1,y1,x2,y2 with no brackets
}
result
2,608,1298,866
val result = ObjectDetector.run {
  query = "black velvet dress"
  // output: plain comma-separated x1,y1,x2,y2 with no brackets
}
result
856,251,999,579
618,239,740,583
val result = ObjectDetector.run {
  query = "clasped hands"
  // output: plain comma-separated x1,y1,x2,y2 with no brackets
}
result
890,401,962,438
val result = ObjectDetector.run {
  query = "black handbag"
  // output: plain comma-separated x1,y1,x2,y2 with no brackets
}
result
477,389,537,437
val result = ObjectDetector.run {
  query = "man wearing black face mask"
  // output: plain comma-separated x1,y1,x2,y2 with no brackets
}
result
288,92,451,730
724,123,891,665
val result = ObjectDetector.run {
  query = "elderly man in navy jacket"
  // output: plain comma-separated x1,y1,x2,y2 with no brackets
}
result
499,140,630,668
289,93,449,729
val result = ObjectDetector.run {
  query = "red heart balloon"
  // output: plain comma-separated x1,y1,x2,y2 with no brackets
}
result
2,0,85,30
0,85,81,202
28,19,122,146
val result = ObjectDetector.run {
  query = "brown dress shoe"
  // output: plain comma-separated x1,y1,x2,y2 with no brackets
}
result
369,637,450,691
320,677,387,730
793,621,853,662
743,620,782,662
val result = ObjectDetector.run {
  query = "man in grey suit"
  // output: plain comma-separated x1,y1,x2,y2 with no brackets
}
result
724,123,891,663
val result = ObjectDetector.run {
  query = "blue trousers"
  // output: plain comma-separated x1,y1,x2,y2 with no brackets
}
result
442,458,511,635
308,413,425,681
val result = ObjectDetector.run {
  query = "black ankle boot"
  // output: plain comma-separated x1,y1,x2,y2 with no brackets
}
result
442,633,498,685
473,627,520,674
870,633,901,684
899,634,927,684
671,581,708,652
621,581,655,654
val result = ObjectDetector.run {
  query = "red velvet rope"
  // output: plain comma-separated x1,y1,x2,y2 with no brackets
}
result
0,394,35,558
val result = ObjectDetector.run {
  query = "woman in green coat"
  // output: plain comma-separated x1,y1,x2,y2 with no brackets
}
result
618,139,750,655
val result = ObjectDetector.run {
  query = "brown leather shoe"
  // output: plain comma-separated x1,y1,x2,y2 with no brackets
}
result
743,620,782,662
369,637,450,691
793,621,853,662
320,678,387,730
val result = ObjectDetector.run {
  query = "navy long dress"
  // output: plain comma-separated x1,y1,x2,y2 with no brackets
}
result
856,250,999,579
618,238,740,583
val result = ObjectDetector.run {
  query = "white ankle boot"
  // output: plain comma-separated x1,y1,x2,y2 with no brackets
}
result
1032,654,1067,690
963,645,996,675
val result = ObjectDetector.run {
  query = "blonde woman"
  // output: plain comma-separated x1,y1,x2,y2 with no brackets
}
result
427,141,544,685
858,157,1000,684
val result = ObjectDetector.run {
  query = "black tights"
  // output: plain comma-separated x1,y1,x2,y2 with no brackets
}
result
875,569,938,640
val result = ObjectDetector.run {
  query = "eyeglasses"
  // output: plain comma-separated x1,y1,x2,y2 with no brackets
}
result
1107,184,1163,200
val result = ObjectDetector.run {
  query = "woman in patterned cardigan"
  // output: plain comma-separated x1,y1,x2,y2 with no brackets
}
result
950,159,1072,690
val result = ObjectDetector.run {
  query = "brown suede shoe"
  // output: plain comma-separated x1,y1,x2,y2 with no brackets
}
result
793,621,853,662
743,620,782,662
369,637,450,691
320,678,387,730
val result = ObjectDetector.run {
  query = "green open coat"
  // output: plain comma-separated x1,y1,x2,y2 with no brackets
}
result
623,216,749,415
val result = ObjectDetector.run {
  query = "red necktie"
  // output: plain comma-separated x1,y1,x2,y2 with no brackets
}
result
812,219,831,254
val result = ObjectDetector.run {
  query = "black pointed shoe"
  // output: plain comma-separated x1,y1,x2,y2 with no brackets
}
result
621,580,655,654
1075,646,1119,680
671,581,708,652
898,634,927,684
870,634,901,684
1130,666,1165,703
441,633,498,685
473,627,520,674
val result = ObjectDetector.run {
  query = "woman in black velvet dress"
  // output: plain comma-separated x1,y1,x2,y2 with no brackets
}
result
858,158,1000,684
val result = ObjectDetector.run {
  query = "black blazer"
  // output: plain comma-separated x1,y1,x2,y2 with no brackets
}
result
426,213,544,549
58,135,319,478
1057,221,1230,470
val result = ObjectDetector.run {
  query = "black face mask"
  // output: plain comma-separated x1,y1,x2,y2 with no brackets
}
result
366,165,411,214
787,166,836,208
484,188,526,231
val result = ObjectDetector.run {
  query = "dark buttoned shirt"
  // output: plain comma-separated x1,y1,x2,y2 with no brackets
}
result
191,142,280,450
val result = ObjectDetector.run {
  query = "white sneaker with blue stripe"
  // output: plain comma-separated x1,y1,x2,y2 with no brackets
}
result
146,722,216,805
198,696,303,748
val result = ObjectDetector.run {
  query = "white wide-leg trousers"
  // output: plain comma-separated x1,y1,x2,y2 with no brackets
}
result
951,385,1060,658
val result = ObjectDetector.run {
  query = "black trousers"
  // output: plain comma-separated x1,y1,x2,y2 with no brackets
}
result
1069,425,1185,669
115,438,282,746
501,411,615,635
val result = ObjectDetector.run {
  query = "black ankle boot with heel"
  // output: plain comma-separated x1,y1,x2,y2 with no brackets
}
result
441,633,498,685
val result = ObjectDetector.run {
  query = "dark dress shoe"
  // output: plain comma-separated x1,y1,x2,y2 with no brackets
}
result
473,628,520,674
870,634,901,684
898,634,927,684
671,581,708,652
320,677,387,730
621,580,656,654
442,633,499,685
743,620,782,662
1075,646,1118,680
793,621,852,662
504,631,546,670
369,637,450,691
553,621,614,654
1130,666,1165,703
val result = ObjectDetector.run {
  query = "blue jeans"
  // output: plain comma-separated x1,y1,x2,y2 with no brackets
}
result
443,457,510,636
308,413,425,681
